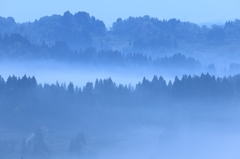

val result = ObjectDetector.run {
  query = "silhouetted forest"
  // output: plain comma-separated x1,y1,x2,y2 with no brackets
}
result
0,10,240,159
0,74,239,130
2,32,240,74
0,33,203,71
111,17,240,49
0,11,240,50
0,11,105,48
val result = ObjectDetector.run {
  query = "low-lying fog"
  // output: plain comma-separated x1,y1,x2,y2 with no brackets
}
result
1,60,240,159
83,105,240,159
1,60,237,89
0,60,176,87
2,102,240,159
82,125,240,159
52,104,240,159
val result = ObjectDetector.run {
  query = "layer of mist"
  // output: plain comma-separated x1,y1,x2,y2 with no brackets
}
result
0,10,240,159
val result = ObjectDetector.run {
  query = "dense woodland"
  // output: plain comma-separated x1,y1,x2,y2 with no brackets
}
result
0,11,240,159
0,11,240,73
0,11,239,130
0,74,239,130
0,11,105,48
111,17,240,49
0,11,240,50
0,33,202,71
1,33,240,75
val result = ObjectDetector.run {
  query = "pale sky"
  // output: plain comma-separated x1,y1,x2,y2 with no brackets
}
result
0,0,239,28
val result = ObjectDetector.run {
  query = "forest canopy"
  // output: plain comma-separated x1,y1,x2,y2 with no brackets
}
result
0,74,240,129
0,11,240,50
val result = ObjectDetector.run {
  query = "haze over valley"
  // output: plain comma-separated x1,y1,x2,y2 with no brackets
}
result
0,4,240,159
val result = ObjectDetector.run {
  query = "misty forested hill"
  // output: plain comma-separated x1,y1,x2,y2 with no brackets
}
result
0,33,204,73
1,32,240,75
0,11,240,51
1,73,240,158
0,73,240,130
110,17,240,49
0,34,201,69
0,11,106,48
0,11,240,85
1,10,240,159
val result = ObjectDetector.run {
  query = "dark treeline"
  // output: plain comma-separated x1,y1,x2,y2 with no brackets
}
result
111,17,240,49
1,33,240,74
0,11,105,48
0,74,240,130
0,11,240,50
0,33,202,71
2,33,240,74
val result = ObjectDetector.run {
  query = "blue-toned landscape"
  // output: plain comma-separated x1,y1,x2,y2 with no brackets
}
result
0,1,240,158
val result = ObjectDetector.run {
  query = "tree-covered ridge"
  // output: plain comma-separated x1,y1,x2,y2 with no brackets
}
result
0,33,202,71
224,20,240,40
0,74,240,129
0,11,106,48
111,16,240,49
0,12,240,50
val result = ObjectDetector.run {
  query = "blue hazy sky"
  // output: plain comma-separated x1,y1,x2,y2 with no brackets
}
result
0,0,239,28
